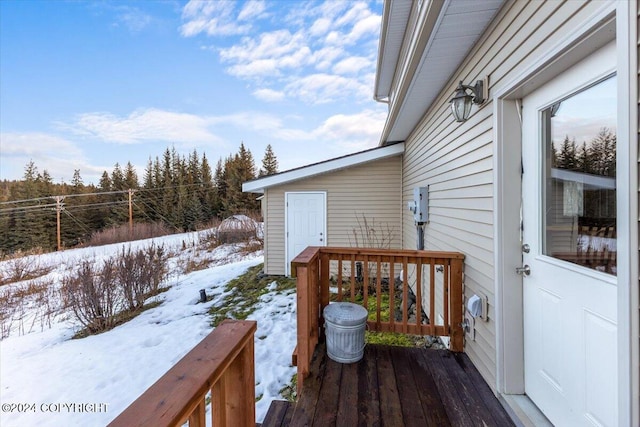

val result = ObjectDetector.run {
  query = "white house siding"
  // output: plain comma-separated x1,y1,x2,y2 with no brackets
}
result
263,156,402,276
400,0,604,392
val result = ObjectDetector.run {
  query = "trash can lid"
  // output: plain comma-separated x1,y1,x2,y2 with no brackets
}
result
324,302,368,326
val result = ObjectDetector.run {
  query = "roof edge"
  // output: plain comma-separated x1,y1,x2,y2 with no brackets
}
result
242,142,404,193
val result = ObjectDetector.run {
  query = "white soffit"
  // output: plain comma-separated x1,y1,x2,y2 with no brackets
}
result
385,0,504,143
242,143,404,193
375,0,412,100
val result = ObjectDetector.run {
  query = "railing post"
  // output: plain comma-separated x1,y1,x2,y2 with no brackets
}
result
449,258,464,352
296,264,311,390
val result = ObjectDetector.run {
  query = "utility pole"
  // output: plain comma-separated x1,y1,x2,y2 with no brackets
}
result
128,189,135,235
54,196,65,251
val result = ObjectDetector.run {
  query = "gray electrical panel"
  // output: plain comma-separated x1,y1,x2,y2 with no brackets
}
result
407,186,428,223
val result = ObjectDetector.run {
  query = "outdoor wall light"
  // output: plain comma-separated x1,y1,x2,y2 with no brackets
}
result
449,80,485,122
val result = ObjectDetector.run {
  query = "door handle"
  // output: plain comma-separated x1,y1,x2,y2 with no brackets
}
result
516,265,531,276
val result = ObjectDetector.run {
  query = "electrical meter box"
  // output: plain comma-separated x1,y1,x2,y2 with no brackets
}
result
407,186,428,223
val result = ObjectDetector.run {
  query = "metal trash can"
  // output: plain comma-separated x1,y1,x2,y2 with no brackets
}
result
323,302,368,363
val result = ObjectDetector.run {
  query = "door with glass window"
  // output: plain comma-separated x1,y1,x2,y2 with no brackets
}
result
521,42,618,426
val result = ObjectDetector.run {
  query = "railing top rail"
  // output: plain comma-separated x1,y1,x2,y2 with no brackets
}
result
316,247,465,260
108,320,257,427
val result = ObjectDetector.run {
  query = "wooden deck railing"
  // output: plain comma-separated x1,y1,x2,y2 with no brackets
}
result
291,247,465,393
108,320,256,427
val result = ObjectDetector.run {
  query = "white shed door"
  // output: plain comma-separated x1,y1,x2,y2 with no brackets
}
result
521,43,617,426
285,192,326,275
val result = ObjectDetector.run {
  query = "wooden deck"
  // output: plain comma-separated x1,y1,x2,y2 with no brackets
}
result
261,343,514,427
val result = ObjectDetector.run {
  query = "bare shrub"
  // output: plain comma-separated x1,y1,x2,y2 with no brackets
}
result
199,228,221,251
62,244,170,335
61,259,121,334
0,247,46,262
0,278,60,338
183,258,213,274
349,214,397,249
84,222,174,247
0,256,53,286
117,244,168,311
0,287,17,338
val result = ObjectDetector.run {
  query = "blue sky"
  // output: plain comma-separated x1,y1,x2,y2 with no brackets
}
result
0,0,385,185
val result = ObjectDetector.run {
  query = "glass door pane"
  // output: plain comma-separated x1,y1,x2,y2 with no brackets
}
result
542,75,617,275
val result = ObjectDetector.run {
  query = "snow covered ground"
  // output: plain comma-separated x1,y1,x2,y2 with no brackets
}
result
0,231,296,426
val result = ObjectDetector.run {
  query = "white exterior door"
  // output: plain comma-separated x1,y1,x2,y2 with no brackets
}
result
521,43,618,426
285,192,326,275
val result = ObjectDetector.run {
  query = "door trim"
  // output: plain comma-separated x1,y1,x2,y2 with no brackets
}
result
284,191,327,276
492,3,635,424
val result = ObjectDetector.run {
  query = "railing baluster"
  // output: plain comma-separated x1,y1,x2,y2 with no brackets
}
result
350,254,356,302
212,375,225,427
376,259,382,329
402,257,408,333
188,398,206,427
416,258,423,329
389,260,395,330
337,259,343,301
429,260,435,334
363,255,369,310
443,259,450,331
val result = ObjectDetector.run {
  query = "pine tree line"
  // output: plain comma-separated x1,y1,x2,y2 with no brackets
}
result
551,127,616,219
0,144,278,254
551,127,616,177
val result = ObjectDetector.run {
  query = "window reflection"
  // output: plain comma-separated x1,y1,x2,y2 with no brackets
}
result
543,75,616,275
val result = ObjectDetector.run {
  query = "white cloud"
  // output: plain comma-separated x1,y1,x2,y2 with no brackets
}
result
238,0,267,21
185,1,382,105
180,0,250,37
62,109,223,145
332,56,372,75
313,109,386,151
219,30,310,77
0,132,101,183
309,17,331,37
344,14,381,44
285,73,370,104
253,88,285,102
114,6,152,33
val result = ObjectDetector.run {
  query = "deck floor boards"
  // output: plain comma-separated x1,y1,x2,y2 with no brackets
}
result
281,343,514,427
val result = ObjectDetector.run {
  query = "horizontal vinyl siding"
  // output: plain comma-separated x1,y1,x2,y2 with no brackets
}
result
264,156,402,275
402,0,600,391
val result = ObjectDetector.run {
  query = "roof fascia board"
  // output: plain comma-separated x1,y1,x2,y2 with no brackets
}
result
242,142,404,193
378,0,446,145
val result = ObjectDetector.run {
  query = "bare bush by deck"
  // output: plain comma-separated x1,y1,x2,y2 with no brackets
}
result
117,244,167,311
349,214,397,250
61,244,169,335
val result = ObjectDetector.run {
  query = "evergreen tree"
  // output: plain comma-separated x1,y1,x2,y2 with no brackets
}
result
556,136,578,171
259,144,279,177
223,143,258,215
